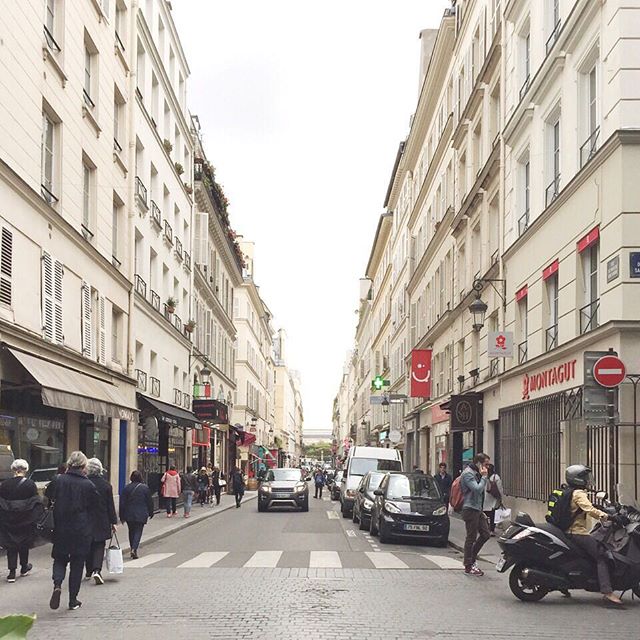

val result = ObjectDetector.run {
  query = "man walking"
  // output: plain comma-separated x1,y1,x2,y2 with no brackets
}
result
230,466,245,508
313,468,325,499
434,462,453,504
460,453,490,577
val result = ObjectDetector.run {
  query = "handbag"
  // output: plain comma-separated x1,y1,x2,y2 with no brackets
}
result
36,502,55,542
105,532,124,574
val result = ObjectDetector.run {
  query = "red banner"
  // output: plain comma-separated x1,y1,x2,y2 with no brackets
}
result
410,349,432,398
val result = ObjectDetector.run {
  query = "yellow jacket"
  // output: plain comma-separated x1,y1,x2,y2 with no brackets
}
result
568,489,607,535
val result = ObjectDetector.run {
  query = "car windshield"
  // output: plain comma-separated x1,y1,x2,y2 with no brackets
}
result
349,458,401,477
266,469,302,482
366,472,385,491
386,475,441,500
29,469,56,483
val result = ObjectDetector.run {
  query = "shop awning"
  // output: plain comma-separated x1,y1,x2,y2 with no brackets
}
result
137,393,200,427
8,348,137,421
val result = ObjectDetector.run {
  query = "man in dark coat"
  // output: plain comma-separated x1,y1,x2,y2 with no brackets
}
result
119,470,154,559
211,466,222,505
49,451,99,611
85,458,117,584
434,462,453,505
230,466,245,508
0,459,43,583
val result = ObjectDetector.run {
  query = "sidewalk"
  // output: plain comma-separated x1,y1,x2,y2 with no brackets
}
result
448,513,503,565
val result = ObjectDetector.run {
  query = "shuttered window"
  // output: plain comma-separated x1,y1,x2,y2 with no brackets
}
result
98,294,106,365
42,251,63,344
0,227,13,306
81,281,93,358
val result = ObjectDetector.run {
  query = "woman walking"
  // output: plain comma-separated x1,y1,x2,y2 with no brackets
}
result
483,463,504,535
0,459,42,583
119,471,154,560
196,467,209,507
161,465,181,517
85,458,117,584
211,466,222,506
230,466,245,508
181,466,197,517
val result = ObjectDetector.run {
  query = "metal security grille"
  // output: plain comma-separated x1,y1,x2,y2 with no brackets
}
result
586,423,619,502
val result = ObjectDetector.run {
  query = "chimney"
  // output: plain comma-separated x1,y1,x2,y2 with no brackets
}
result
418,29,439,91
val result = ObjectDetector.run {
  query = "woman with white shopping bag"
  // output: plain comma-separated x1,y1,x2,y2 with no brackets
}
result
483,463,504,536
105,531,124,575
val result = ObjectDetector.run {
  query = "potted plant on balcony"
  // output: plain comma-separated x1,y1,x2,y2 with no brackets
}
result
163,139,173,154
166,297,177,314
185,319,196,334
184,182,193,195
174,162,184,175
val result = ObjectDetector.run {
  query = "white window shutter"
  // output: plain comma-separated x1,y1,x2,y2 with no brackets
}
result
0,227,13,306
81,281,93,358
99,294,106,365
53,259,64,344
193,212,201,264
41,252,54,342
200,213,209,268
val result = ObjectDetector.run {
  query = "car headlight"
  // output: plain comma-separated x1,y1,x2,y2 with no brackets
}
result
363,498,373,510
433,505,447,516
346,489,356,498
294,483,306,492
384,501,401,513
260,486,271,493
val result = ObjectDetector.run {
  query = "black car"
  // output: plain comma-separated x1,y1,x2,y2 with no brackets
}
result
352,471,386,531
369,472,449,546
258,468,309,512
330,471,343,501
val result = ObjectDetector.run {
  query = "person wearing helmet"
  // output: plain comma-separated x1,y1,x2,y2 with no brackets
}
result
564,464,623,607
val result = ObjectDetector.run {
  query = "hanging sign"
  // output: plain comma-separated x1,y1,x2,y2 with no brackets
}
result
410,349,432,398
488,331,513,358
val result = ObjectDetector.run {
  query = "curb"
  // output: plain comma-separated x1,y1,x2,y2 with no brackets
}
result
448,538,497,565
123,493,257,554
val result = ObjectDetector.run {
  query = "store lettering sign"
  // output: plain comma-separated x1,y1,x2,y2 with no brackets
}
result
522,359,577,400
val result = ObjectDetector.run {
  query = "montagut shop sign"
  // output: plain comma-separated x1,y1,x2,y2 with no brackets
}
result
522,359,577,401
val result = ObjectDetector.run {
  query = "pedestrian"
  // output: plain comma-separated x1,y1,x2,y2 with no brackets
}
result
181,466,197,517
85,458,117,585
460,452,491,577
196,467,209,506
483,463,503,535
206,462,214,503
211,466,222,506
49,451,99,611
44,463,67,506
160,465,181,517
313,467,325,499
119,470,154,560
230,466,245,508
0,459,42,583
434,462,453,504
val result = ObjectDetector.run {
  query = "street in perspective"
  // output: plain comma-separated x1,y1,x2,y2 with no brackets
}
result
1,0,640,639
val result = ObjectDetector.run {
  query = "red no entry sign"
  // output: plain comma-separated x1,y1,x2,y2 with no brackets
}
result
593,355,626,388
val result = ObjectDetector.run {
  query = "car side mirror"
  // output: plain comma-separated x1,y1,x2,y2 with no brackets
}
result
374,490,383,496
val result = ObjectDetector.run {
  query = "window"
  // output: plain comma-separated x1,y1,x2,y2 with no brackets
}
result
112,196,123,267
546,0,561,53
519,28,531,99
41,110,57,203
113,87,125,152
518,150,530,235
0,227,13,307
82,159,95,241
580,60,600,167
545,272,559,350
115,1,126,50
83,38,96,109
580,241,599,334
517,296,528,364
42,252,63,345
546,116,561,205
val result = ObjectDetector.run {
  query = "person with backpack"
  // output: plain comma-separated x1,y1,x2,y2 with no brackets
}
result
459,453,490,577
483,463,503,535
313,467,326,499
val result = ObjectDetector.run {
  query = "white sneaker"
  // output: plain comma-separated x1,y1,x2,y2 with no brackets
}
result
92,571,104,585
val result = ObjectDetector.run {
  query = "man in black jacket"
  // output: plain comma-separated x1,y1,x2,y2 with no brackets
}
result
49,451,99,611
434,463,453,505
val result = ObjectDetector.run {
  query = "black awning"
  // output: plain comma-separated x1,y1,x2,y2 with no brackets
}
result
137,393,200,427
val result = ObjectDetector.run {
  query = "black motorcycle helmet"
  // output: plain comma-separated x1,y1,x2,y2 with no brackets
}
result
565,464,593,489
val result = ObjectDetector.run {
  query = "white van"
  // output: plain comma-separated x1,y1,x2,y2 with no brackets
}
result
340,446,402,517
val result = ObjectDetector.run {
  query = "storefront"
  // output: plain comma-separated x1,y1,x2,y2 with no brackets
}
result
80,415,110,468
192,398,230,474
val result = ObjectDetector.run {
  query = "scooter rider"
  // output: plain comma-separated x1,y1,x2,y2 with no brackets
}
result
564,465,625,607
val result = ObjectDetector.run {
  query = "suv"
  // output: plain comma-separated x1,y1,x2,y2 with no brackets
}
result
258,468,309,512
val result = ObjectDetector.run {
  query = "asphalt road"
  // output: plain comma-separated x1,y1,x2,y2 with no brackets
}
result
1,492,639,639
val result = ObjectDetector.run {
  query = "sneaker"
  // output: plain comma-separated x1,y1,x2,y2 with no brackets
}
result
464,565,484,577
131,550,139,560
68,600,82,611
49,587,62,610
7,571,16,583
92,571,104,585
20,563,32,577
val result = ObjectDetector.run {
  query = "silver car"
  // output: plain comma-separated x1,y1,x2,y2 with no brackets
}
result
258,468,309,512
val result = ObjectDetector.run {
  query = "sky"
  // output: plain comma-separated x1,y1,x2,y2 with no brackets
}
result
172,0,451,430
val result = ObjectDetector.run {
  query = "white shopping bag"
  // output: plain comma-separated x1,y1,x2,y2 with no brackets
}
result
105,533,124,574
494,507,511,525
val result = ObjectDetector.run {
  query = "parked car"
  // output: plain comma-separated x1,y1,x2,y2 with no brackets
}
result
330,471,343,501
0,444,15,485
352,471,386,531
340,446,402,517
28,467,59,496
258,467,309,512
369,472,449,546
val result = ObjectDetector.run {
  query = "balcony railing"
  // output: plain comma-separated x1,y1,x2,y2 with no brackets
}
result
546,324,558,351
113,138,122,153
490,358,500,378
519,75,530,101
150,376,160,398
580,127,600,168
518,210,529,237
150,200,162,228
134,274,147,298
184,251,191,271
135,176,148,208
580,299,600,335
82,88,95,110
115,31,125,53
41,184,58,205
545,20,562,55
163,303,172,320
183,393,191,410
163,220,173,244
174,388,182,406
173,314,182,332
135,369,147,391
81,224,94,243
43,25,61,53
175,238,183,260
150,289,160,312
518,340,528,365
545,174,561,207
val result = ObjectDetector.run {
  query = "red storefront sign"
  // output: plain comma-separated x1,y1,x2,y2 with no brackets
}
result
522,359,577,400
543,259,559,280
577,226,599,253
192,426,211,447
410,349,432,398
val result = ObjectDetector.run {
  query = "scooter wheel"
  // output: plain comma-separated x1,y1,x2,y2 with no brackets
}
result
509,565,549,602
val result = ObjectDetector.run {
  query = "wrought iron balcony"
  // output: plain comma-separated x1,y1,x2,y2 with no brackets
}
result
82,88,95,110
163,303,172,320
518,210,530,237
174,388,182,406
150,200,161,228
545,174,561,207
163,220,173,244
546,324,558,351
150,290,160,312
41,184,58,205
519,75,530,102
580,127,600,168
135,176,148,208
490,358,500,378
518,340,528,365
175,238,183,260
183,393,191,410
135,369,147,391
184,251,191,271
115,31,125,53
43,25,61,53
545,21,562,55
580,299,600,335
150,376,160,398
134,274,147,299
173,314,182,332
113,138,122,153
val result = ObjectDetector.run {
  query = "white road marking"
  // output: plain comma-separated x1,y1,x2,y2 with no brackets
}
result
244,550,283,568
422,554,464,570
309,551,342,568
365,552,408,569
177,552,228,568
326,511,339,519
126,553,174,568
346,530,356,537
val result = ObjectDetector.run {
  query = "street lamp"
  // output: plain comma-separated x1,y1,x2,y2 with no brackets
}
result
469,295,488,332
200,367,211,383
468,278,506,331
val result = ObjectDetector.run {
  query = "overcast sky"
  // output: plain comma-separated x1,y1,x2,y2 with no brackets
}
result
173,0,451,430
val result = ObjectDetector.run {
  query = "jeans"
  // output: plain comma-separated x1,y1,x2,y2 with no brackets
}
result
165,497,177,514
462,507,491,569
315,485,324,498
183,491,194,515
85,540,106,575
127,522,145,551
7,544,30,572
484,509,496,533
235,492,243,507
567,533,612,593
212,486,221,505
52,555,85,601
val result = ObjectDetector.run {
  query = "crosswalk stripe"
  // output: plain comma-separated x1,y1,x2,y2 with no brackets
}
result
309,551,341,568
126,553,175,568
177,552,228,568
422,554,463,570
243,551,283,568
365,552,408,569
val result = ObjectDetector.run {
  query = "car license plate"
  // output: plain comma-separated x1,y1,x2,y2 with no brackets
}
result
496,556,506,572
404,524,429,532
273,493,288,498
